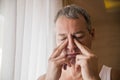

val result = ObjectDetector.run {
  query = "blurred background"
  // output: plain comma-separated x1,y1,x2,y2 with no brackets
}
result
0,0,120,80
66,0,120,69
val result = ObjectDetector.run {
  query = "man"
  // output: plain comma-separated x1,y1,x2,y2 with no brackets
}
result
39,5,120,80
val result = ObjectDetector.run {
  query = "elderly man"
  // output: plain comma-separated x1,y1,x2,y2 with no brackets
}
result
39,5,120,80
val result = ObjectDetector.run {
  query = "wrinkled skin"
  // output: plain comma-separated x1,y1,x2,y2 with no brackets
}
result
45,15,100,80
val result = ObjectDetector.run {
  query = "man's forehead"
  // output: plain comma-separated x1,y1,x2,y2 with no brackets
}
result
56,18,86,27
55,24,87,34
55,15,89,36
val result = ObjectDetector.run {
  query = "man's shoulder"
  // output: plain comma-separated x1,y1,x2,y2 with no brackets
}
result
111,68,120,80
38,74,46,80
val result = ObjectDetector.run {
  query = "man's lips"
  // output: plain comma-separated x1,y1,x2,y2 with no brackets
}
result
67,52,80,58
63,53,80,70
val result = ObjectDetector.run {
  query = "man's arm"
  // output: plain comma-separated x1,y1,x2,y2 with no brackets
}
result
38,74,46,80
111,69,120,80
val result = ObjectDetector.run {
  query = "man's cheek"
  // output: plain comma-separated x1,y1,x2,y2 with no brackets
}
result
56,40,63,46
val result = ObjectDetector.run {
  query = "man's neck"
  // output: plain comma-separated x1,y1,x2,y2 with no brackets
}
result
60,66,83,80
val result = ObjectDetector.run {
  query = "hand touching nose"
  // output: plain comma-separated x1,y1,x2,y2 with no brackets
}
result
74,39,101,80
45,40,68,80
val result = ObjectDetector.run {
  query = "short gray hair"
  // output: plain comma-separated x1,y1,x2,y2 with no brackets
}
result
54,4,92,32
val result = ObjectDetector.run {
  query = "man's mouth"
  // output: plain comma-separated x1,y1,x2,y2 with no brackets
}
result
67,53,79,58
63,53,80,70
67,54,78,65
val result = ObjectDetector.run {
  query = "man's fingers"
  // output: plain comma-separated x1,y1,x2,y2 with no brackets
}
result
74,39,93,56
75,54,88,68
54,54,71,69
50,40,68,58
76,54,86,62
55,56,68,66
54,52,66,61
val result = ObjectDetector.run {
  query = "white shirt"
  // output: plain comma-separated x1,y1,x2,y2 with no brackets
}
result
99,65,112,80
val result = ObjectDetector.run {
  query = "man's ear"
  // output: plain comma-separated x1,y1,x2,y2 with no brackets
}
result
90,28,95,39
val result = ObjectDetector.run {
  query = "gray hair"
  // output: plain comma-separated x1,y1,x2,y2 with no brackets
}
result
54,5,92,32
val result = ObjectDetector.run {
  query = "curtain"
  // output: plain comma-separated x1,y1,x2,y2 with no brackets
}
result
0,0,62,80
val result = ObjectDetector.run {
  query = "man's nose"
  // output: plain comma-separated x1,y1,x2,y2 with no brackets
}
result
67,35,77,52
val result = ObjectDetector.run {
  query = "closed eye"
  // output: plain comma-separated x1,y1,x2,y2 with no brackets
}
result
74,34,84,39
76,35,84,39
60,37,67,41
57,36,67,41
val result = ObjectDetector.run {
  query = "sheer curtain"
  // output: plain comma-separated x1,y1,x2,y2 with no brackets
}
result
0,0,62,80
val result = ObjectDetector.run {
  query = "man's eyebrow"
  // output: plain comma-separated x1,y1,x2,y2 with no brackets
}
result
73,31,84,35
57,31,84,36
57,33,66,36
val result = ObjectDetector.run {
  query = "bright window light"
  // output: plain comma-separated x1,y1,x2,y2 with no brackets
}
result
0,15,4,74
0,48,2,71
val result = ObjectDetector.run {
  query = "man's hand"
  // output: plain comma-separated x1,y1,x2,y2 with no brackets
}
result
74,39,101,80
45,40,68,80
